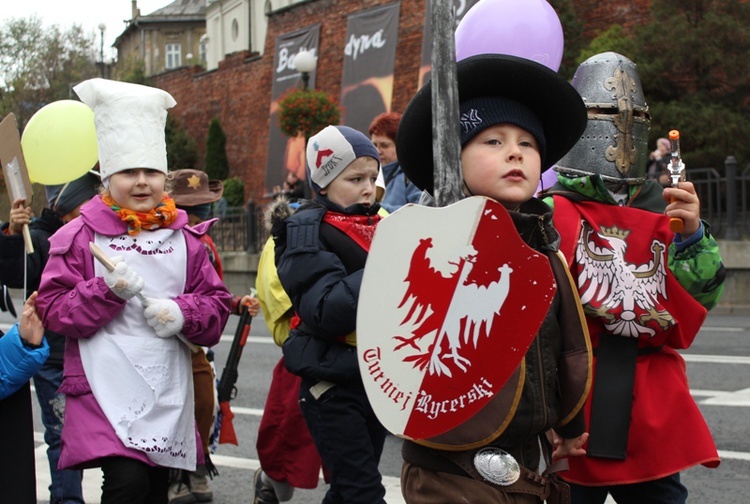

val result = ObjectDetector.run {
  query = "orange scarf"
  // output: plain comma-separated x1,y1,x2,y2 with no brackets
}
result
102,194,179,236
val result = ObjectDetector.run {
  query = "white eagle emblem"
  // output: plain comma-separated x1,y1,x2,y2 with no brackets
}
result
394,237,513,377
576,221,673,337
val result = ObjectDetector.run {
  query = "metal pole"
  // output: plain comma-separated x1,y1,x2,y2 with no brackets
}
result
98,24,106,78
430,0,463,207
245,199,256,253
725,155,738,240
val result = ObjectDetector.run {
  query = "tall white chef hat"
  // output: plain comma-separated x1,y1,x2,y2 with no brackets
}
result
73,78,176,182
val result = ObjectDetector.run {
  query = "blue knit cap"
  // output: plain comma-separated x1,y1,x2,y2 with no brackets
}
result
45,171,100,217
306,125,380,194
459,96,546,162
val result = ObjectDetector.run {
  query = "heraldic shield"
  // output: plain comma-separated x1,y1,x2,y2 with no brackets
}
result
357,197,556,445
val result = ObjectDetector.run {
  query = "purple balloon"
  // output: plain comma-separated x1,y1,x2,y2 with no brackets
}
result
455,0,564,71
536,167,559,196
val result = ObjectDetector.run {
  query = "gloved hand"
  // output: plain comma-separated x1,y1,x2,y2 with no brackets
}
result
103,256,145,300
144,298,185,338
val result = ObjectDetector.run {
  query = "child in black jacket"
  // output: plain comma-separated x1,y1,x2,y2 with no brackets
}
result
273,125,386,503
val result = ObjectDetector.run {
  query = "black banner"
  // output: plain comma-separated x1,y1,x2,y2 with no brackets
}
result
340,2,401,135
264,25,320,196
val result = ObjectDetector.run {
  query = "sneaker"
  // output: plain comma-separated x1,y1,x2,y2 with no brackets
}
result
253,468,279,504
168,480,197,504
189,472,213,502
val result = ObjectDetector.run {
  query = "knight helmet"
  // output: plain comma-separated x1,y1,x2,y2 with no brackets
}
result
556,52,651,185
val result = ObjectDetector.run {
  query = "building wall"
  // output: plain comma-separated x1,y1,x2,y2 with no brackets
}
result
153,0,426,205
205,0,251,70
204,0,309,70
151,0,652,204
117,23,206,75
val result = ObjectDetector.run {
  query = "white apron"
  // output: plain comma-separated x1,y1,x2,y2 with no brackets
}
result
79,228,196,470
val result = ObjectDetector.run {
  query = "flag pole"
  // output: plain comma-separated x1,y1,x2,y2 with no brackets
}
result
430,0,463,207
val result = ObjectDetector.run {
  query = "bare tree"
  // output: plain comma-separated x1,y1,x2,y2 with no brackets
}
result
0,16,99,128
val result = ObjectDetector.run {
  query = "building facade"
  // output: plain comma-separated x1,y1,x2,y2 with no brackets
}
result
204,0,305,70
149,0,654,204
115,0,208,76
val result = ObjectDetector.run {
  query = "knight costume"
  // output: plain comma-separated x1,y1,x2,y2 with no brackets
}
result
400,198,592,504
544,52,725,494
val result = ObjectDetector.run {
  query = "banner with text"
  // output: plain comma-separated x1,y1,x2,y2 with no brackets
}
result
340,2,401,135
265,25,320,196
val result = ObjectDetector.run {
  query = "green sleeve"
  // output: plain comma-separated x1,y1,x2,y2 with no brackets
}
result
668,224,726,311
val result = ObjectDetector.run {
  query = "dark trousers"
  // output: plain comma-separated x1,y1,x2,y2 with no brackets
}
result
100,457,170,504
570,473,688,504
0,383,36,504
299,378,387,504
34,362,84,503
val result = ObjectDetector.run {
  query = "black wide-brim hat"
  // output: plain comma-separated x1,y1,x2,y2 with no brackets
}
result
396,54,587,194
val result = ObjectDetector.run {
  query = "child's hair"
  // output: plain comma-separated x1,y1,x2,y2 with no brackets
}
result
396,54,588,195
368,112,401,142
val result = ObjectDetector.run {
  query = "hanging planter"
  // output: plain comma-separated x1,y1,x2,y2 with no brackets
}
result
277,88,341,139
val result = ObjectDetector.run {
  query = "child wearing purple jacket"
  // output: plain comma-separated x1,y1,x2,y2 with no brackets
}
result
36,78,232,503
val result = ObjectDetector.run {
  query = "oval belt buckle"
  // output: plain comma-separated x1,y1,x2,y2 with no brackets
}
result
473,447,521,486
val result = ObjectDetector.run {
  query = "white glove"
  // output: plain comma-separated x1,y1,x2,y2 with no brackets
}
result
103,256,145,300
144,298,185,338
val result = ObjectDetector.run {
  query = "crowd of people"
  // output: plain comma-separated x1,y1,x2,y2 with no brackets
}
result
1,50,725,504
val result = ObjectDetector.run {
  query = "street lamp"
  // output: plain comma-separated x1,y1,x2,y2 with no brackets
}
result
98,23,106,78
293,50,317,90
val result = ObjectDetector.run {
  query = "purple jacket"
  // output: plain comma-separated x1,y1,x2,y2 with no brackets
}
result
36,196,232,469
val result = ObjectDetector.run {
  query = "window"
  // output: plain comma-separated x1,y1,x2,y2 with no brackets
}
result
166,43,182,69
199,35,208,65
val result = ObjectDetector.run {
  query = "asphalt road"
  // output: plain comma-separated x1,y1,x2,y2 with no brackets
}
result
2,298,747,503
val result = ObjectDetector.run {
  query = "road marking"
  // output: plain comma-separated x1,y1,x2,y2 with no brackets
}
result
694,388,750,407
220,335,276,344
718,450,750,461
691,389,727,397
701,326,747,332
681,354,750,364
230,406,264,416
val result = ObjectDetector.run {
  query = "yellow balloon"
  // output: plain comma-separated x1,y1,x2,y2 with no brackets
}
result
21,100,98,185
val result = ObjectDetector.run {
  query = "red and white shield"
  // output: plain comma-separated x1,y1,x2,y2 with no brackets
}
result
357,197,556,442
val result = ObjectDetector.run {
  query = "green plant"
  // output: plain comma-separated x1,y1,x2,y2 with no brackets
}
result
165,114,198,169
277,88,341,138
205,118,229,180
222,176,245,207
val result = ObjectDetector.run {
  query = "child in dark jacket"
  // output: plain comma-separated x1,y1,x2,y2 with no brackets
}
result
0,292,48,503
273,125,386,503
393,53,593,503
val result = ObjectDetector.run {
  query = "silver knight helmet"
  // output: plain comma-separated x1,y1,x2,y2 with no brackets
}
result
556,52,651,184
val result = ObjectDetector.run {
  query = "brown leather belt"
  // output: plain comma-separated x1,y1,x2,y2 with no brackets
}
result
402,441,571,504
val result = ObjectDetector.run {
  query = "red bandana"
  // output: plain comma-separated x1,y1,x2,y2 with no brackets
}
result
322,211,381,252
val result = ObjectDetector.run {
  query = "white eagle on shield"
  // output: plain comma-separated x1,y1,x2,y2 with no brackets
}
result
392,236,513,378
576,221,673,337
